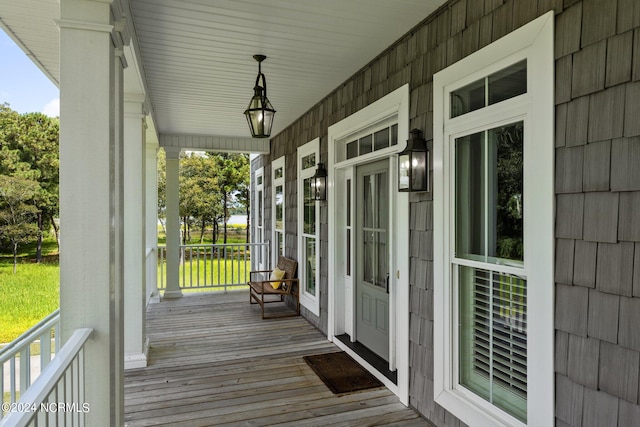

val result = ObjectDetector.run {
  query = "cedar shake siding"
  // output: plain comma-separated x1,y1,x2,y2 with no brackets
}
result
250,0,640,425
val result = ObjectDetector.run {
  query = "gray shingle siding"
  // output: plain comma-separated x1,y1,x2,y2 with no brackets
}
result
250,0,640,425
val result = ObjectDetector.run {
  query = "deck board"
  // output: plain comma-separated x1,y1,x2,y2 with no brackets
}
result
124,291,433,426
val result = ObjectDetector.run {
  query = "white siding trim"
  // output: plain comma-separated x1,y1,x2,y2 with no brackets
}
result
159,134,269,153
433,11,554,427
297,139,321,316
327,83,410,405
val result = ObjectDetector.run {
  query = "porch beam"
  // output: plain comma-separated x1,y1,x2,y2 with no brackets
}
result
159,133,269,154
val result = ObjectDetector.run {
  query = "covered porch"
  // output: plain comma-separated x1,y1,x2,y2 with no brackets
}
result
124,291,430,426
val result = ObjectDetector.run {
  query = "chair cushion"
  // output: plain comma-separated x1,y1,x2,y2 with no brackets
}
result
269,267,286,289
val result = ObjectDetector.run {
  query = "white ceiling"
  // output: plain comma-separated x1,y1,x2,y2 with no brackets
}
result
0,0,448,140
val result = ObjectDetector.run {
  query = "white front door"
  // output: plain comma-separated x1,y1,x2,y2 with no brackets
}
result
355,159,390,361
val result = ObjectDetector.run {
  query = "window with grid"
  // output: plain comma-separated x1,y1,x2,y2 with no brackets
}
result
453,87,527,423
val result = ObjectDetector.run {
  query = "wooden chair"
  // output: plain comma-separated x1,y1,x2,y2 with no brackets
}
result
248,256,300,319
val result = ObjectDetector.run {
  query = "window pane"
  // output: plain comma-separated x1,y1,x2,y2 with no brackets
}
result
455,122,524,264
451,78,485,118
302,153,316,170
347,140,358,159
303,177,315,234
274,167,283,180
257,190,263,226
275,184,284,230
492,123,524,262
374,128,390,151
451,62,527,118
257,176,262,186
359,134,373,155
346,179,351,226
489,60,527,106
391,124,398,146
459,265,527,422
455,131,486,259
346,229,351,276
305,237,316,296
277,231,284,257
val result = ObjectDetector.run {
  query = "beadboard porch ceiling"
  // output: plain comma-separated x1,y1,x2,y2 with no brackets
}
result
0,0,447,142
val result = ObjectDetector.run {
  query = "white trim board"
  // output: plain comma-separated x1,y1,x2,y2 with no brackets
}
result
433,11,555,427
327,84,410,405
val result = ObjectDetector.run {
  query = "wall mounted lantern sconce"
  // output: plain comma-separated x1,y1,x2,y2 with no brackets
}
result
313,163,328,201
244,55,276,138
398,128,430,192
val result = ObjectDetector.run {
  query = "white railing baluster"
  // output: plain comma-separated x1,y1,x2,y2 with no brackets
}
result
155,242,268,292
9,358,17,403
19,347,30,392
1,310,60,419
0,328,91,427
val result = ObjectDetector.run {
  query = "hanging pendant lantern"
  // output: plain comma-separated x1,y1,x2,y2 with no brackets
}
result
244,55,276,138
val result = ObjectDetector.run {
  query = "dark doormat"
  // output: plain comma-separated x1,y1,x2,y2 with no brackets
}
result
303,351,384,394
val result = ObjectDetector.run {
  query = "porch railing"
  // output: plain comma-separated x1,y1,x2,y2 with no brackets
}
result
157,242,269,291
0,328,92,427
1,309,60,418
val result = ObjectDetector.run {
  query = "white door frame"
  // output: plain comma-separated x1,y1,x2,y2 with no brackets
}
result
327,84,410,405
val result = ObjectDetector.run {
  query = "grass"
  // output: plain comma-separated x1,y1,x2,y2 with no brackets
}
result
0,239,60,344
0,229,251,344
159,255,251,291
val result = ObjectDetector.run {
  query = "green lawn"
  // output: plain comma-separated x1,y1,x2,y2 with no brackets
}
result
164,256,251,290
0,245,60,344
0,231,250,344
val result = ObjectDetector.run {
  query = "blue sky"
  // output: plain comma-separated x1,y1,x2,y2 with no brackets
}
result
0,29,59,116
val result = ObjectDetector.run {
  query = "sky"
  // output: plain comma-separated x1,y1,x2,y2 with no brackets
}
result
0,29,60,117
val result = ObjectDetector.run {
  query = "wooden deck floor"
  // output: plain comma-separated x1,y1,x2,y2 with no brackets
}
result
124,292,432,427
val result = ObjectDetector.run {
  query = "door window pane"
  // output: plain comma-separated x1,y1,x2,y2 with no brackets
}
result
362,171,388,289
359,134,373,155
347,140,358,159
374,128,389,151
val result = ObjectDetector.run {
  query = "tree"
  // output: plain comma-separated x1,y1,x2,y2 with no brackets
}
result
0,105,60,260
0,175,41,272
214,153,250,243
156,150,249,244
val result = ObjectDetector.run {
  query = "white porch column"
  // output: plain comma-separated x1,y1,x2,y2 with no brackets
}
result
124,97,148,369
146,143,160,304
164,147,183,298
58,0,126,424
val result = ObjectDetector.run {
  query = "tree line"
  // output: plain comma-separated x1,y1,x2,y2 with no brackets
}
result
1,102,251,272
0,104,59,272
156,150,250,245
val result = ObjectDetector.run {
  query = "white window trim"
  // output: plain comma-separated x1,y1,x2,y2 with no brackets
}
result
433,12,554,427
327,83,410,405
297,139,320,316
254,167,266,271
272,156,285,266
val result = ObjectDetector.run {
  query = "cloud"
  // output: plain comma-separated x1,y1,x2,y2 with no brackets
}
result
42,98,59,117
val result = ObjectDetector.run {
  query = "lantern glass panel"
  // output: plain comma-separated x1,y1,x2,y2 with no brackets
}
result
398,153,411,191
411,151,428,191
